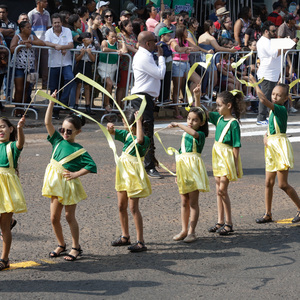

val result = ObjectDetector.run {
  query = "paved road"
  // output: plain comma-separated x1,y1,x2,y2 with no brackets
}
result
1,109,300,299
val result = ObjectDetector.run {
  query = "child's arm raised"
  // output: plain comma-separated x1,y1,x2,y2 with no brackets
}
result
249,74,274,111
193,84,201,107
168,122,199,139
16,116,25,150
107,122,115,135
44,91,56,137
135,111,144,144
193,84,209,120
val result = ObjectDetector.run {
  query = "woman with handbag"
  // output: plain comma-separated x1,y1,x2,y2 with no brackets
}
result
10,21,45,117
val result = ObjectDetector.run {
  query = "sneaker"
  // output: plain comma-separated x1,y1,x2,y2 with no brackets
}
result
247,93,256,101
292,211,300,223
201,95,210,101
289,107,298,113
146,168,163,179
256,120,268,125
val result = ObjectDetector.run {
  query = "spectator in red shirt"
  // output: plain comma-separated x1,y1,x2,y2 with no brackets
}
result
214,6,229,31
267,1,283,27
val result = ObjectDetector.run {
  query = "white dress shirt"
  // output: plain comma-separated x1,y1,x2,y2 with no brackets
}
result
131,46,166,98
257,36,281,82
45,26,73,68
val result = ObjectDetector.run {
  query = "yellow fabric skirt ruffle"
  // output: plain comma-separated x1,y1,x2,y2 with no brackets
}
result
0,167,27,214
42,159,87,206
265,134,294,172
115,152,152,198
212,141,243,181
176,152,210,194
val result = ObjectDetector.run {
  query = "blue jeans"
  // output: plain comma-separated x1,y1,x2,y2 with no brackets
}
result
49,65,74,112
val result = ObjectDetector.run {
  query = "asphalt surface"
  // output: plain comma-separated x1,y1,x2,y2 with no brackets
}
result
1,106,300,299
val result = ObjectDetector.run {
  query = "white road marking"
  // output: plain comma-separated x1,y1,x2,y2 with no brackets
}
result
154,120,300,142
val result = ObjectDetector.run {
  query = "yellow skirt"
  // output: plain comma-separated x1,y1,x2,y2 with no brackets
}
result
0,167,27,214
265,134,294,172
115,152,152,198
42,159,87,206
176,152,210,194
212,141,243,181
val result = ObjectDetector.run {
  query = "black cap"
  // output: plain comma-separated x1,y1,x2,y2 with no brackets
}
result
78,31,92,42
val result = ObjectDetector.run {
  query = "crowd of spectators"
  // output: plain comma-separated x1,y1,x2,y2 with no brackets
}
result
0,0,299,119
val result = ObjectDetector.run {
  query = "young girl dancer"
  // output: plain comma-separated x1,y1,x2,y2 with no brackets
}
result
43,91,97,261
250,75,300,223
107,109,151,252
169,102,210,243
197,88,244,235
0,116,27,270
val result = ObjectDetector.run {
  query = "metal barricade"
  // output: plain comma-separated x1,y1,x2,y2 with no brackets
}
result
209,50,259,106
8,44,133,121
155,51,206,112
0,45,11,108
283,49,300,110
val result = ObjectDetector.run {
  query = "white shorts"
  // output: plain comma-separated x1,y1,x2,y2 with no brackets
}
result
97,62,118,83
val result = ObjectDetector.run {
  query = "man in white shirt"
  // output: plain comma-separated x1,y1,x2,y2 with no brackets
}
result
28,0,51,89
256,21,281,125
131,31,166,178
45,13,74,119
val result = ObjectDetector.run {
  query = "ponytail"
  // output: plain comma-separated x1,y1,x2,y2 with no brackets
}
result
218,90,245,122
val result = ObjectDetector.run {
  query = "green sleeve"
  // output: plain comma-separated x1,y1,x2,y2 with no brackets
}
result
115,129,128,143
208,112,220,126
196,131,206,146
80,151,97,173
47,130,63,148
231,120,241,148
135,136,150,155
10,141,22,168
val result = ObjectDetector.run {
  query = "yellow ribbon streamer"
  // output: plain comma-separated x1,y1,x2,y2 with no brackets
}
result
231,51,253,69
185,54,213,110
289,78,300,92
75,73,146,129
36,73,147,180
230,51,264,87
230,89,244,97
154,130,178,176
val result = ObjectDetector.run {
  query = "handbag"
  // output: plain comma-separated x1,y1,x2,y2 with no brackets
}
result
27,72,38,83
26,45,38,84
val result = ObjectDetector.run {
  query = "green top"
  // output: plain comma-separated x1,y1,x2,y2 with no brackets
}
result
48,131,97,173
209,112,241,147
115,129,150,157
99,41,118,64
179,131,205,154
72,29,82,48
0,141,21,168
268,104,288,135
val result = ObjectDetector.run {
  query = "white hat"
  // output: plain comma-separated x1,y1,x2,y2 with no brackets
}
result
216,7,229,16
96,1,110,9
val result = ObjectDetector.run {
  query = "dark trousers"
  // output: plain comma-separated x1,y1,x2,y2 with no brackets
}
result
159,70,171,101
49,65,74,113
131,93,157,171
257,79,277,121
